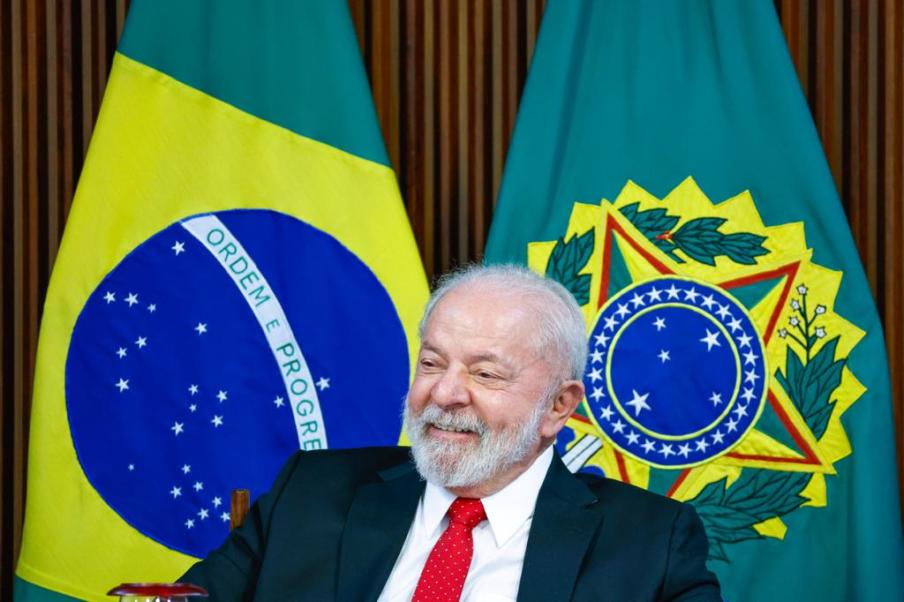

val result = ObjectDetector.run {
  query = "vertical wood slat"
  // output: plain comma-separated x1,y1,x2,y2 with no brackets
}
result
879,0,904,523
8,1,27,597
2,2,903,599
0,0,8,589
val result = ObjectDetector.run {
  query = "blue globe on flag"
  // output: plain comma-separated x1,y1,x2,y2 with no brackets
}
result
66,209,410,557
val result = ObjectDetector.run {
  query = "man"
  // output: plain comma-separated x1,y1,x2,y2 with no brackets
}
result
182,265,721,601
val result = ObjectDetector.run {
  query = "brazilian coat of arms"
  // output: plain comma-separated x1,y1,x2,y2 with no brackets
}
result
535,178,865,562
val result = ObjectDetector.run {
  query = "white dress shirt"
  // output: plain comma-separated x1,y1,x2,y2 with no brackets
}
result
377,446,554,602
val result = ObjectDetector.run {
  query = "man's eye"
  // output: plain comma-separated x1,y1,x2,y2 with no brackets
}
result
475,371,497,380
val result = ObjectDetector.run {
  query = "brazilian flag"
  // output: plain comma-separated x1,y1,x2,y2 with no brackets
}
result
16,1,427,600
486,0,903,600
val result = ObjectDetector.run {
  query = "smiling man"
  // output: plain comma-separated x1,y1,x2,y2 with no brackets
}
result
181,265,721,601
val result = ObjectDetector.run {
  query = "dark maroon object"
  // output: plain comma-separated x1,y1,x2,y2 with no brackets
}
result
107,583,208,598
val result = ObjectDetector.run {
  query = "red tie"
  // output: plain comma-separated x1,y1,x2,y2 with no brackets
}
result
412,497,488,602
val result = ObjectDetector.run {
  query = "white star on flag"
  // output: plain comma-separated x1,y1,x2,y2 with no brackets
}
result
590,349,604,364
189,404,197,413
170,486,182,498
273,396,285,408
744,368,760,384
115,378,130,393
195,322,208,335
647,286,663,302
615,303,630,318
726,418,739,433
116,347,127,359
728,317,743,332
128,464,135,471
658,349,670,363
600,405,614,421
104,291,116,304
684,287,700,302
188,384,199,395
125,293,139,307
709,392,723,406
211,415,224,427
629,292,646,308
220,512,231,522
678,443,691,458
665,285,681,299
699,329,721,351
316,377,330,391
181,464,191,474
625,389,651,416
700,294,716,309
744,349,759,365
193,481,204,492
185,519,195,529
603,315,618,331
198,508,209,520
216,390,228,402
659,443,674,458
212,496,222,508
147,303,157,313
135,336,147,348
626,431,640,445
642,439,656,453
715,304,731,319
172,241,185,255
733,404,749,419
695,438,709,452
653,316,666,331
711,430,725,444
171,422,184,436
737,332,753,348
587,367,602,382
612,419,626,434
590,387,604,401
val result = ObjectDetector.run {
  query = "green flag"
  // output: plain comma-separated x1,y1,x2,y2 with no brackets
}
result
16,1,427,600
486,1,903,600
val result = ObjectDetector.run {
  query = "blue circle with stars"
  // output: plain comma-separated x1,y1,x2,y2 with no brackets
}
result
585,277,767,468
66,209,410,557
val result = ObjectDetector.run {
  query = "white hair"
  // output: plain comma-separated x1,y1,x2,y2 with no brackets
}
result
419,264,588,381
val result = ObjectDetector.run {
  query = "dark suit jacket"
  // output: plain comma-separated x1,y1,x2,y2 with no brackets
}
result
181,447,721,601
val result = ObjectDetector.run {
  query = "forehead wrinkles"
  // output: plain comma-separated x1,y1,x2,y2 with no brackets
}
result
422,299,542,370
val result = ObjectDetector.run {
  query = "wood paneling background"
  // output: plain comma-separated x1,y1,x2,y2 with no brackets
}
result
1,1,901,599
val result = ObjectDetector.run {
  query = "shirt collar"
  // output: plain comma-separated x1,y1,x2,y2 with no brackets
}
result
422,446,554,548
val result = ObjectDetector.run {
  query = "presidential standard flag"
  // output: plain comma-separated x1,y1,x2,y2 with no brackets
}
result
16,1,428,600
486,1,904,600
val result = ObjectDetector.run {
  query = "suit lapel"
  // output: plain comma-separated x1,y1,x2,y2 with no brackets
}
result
336,461,424,602
517,456,605,602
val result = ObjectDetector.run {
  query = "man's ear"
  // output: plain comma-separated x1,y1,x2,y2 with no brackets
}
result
541,380,584,439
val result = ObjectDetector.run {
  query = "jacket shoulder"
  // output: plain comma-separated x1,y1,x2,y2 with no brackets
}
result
576,471,688,517
277,446,413,487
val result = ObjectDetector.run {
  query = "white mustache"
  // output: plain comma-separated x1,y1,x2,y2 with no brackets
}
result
415,404,488,436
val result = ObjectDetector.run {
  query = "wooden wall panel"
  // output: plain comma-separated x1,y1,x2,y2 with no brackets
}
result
1,1,130,597
350,0,543,279
1,1,901,599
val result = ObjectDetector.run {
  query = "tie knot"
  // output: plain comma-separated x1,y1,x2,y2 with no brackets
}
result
447,497,487,530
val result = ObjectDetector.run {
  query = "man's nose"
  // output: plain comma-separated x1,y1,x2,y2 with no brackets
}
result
431,365,470,408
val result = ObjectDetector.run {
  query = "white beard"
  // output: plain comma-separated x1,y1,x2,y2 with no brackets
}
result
403,392,551,488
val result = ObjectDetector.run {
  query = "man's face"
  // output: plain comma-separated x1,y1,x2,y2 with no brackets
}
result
405,285,561,490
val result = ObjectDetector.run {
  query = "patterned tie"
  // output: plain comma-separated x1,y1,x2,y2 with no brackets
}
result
412,497,488,602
